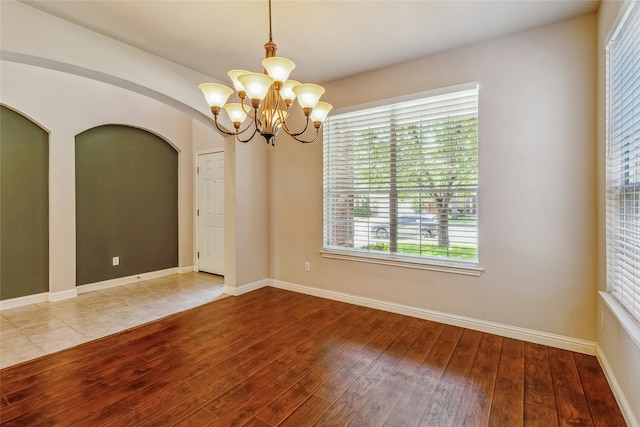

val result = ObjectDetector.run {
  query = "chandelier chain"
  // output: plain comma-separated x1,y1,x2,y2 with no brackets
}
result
268,0,273,42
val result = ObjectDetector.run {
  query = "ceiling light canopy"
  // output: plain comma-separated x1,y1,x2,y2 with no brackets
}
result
199,0,332,146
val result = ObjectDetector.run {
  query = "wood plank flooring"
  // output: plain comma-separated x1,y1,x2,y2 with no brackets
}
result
0,287,626,426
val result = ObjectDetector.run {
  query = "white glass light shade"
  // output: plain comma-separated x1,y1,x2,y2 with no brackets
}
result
199,83,234,108
227,69,251,92
223,103,249,124
261,57,296,83
237,73,274,101
293,83,325,109
280,80,300,102
310,101,333,123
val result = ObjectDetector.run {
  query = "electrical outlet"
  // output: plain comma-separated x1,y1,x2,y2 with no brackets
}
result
112,256,120,266
304,261,311,272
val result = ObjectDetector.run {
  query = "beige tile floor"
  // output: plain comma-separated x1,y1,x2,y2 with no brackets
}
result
0,272,226,369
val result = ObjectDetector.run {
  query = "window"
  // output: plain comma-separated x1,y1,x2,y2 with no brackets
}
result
606,1,640,323
323,84,479,272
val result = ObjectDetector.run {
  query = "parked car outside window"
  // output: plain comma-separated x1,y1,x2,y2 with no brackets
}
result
371,214,437,239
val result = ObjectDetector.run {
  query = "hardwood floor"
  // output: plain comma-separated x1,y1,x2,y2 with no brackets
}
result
0,287,626,426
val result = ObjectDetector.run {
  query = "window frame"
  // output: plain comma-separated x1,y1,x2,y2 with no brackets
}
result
605,0,640,329
321,82,482,276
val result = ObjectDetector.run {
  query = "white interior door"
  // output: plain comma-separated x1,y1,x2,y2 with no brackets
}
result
197,151,224,275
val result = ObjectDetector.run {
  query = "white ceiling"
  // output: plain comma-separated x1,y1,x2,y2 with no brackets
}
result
21,0,600,84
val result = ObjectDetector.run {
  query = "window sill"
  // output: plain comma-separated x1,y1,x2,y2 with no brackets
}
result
320,249,483,276
599,291,640,350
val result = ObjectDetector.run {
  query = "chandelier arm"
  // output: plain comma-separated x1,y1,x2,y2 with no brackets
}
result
280,116,311,137
288,128,320,144
213,116,241,136
236,126,259,143
213,114,260,140
273,102,286,127
235,117,260,135
241,100,256,119
254,109,264,134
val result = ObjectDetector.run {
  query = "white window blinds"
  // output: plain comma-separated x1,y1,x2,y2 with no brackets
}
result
606,1,640,322
323,85,478,264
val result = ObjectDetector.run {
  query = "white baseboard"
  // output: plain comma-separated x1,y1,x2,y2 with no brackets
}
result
49,288,78,302
179,266,194,274
223,279,269,296
0,292,49,311
269,279,597,355
77,267,180,294
596,345,640,427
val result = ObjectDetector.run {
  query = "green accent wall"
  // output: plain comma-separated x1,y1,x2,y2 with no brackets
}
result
0,105,49,300
75,125,178,285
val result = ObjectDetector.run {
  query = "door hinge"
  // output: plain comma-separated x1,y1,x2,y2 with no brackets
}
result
197,209,199,216
197,251,200,259
197,166,200,174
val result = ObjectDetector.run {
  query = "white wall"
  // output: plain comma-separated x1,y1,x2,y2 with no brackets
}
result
597,1,640,425
271,14,598,342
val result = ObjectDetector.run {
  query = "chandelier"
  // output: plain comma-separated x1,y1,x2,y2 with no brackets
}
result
199,0,332,146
